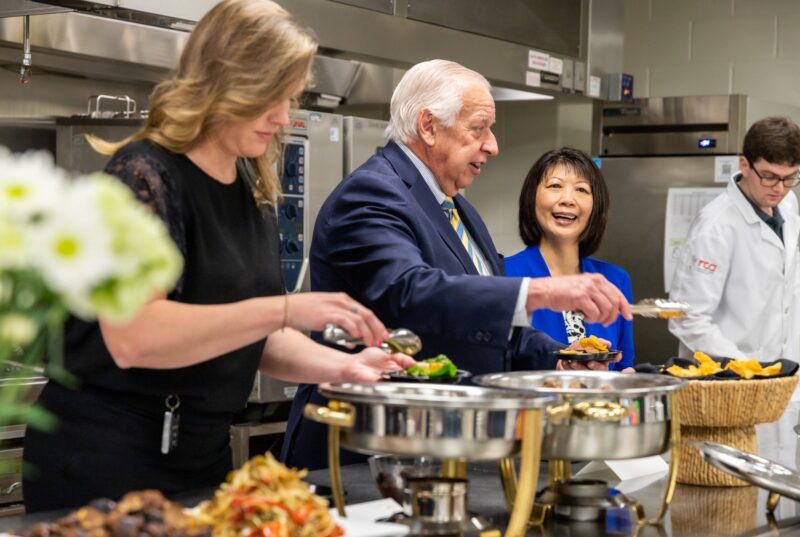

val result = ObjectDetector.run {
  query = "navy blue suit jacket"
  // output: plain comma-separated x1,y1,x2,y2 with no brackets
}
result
282,142,562,470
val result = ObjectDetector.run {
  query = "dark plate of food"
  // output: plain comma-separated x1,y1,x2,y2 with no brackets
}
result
552,349,621,362
382,354,470,383
381,368,472,384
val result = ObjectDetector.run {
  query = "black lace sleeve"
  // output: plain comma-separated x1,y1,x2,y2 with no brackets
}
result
104,149,187,296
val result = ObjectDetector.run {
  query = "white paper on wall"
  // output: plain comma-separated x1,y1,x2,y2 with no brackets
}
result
664,187,724,293
714,156,739,183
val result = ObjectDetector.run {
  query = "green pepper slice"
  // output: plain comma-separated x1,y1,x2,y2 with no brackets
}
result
406,355,457,378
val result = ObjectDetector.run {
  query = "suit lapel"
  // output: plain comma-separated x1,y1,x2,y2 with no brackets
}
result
382,143,479,275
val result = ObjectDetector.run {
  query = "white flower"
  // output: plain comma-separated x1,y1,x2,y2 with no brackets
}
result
0,147,65,221
0,313,37,346
28,178,117,318
0,215,29,269
0,147,182,324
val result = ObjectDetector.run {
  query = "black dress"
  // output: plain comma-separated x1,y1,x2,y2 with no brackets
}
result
23,140,284,512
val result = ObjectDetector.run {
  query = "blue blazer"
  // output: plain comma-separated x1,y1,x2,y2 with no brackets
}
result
283,142,563,470
504,245,635,370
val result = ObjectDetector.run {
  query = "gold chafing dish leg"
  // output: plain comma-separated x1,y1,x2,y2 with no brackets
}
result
328,423,346,517
498,457,517,512
631,409,681,525
549,459,572,485
303,401,354,518
766,491,780,513
442,459,468,479
505,408,543,537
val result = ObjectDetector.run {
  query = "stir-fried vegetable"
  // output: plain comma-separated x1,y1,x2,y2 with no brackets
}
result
406,355,458,378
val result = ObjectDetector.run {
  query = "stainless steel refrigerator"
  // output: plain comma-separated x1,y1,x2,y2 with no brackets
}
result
592,95,800,364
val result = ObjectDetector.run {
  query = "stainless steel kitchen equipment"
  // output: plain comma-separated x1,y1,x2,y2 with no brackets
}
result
0,118,55,156
474,371,685,460
278,110,343,295
303,382,554,537
0,361,47,517
474,370,686,526
592,95,800,363
342,116,387,176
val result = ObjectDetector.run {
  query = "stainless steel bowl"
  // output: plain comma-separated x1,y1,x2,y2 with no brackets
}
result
473,371,686,460
308,382,553,460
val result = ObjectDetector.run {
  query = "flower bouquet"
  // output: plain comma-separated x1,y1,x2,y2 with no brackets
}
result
0,146,182,430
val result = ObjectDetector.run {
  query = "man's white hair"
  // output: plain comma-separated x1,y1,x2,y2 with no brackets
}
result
384,59,492,144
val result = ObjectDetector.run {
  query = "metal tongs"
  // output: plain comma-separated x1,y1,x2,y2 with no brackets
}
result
630,298,691,319
323,323,422,355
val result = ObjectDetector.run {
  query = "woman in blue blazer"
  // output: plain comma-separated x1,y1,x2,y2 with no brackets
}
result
505,147,634,370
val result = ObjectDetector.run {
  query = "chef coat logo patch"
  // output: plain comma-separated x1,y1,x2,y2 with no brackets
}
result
693,257,718,274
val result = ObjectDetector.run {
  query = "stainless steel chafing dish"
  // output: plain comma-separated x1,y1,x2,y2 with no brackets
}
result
474,370,687,527
304,382,553,537
474,370,686,460
306,382,553,459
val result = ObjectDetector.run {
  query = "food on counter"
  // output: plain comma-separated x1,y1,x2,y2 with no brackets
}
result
191,453,342,537
665,351,782,379
406,355,457,378
23,490,208,537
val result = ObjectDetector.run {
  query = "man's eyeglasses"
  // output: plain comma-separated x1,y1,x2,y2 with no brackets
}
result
747,158,800,188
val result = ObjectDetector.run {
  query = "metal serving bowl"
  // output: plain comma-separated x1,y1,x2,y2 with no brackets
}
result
473,371,686,460
307,382,553,460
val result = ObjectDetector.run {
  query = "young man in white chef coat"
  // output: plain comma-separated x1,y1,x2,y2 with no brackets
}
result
669,116,800,384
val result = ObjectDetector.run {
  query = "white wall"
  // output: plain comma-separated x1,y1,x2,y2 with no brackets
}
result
624,0,800,106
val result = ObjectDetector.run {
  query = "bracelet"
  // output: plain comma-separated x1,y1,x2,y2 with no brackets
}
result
282,294,289,331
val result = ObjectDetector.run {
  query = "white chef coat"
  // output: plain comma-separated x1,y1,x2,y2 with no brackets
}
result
669,176,800,368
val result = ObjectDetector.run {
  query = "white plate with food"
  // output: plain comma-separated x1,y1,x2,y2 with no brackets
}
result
330,511,409,537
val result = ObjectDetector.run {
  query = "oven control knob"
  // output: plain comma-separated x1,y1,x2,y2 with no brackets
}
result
282,204,298,220
283,239,300,255
285,161,299,177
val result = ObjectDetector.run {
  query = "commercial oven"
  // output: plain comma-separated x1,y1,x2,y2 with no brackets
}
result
342,115,387,176
593,95,800,364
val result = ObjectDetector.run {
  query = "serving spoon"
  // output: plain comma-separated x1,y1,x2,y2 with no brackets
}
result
323,323,422,356
630,298,691,319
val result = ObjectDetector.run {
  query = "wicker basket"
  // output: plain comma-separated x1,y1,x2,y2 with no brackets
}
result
671,484,758,536
674,375,798,486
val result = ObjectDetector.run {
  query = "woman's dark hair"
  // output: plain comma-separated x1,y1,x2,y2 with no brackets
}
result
518,147,610,257
742,116,800,166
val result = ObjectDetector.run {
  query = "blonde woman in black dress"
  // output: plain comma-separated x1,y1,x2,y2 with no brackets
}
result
23,0,414,512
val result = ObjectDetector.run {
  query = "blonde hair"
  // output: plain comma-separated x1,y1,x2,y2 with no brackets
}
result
385,59,491,144
89,0,317,206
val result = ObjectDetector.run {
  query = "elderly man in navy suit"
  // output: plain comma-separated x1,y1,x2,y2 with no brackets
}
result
282,59,631,470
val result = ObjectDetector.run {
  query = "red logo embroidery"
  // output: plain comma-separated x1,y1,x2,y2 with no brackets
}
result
696,259,718,273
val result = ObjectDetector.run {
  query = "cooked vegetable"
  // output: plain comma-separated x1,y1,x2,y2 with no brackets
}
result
406,355,458,378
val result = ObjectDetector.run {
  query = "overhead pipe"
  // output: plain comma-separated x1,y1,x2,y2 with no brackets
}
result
19,15,31,84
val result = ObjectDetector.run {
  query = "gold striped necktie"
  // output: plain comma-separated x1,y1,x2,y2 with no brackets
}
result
441,196,491,276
